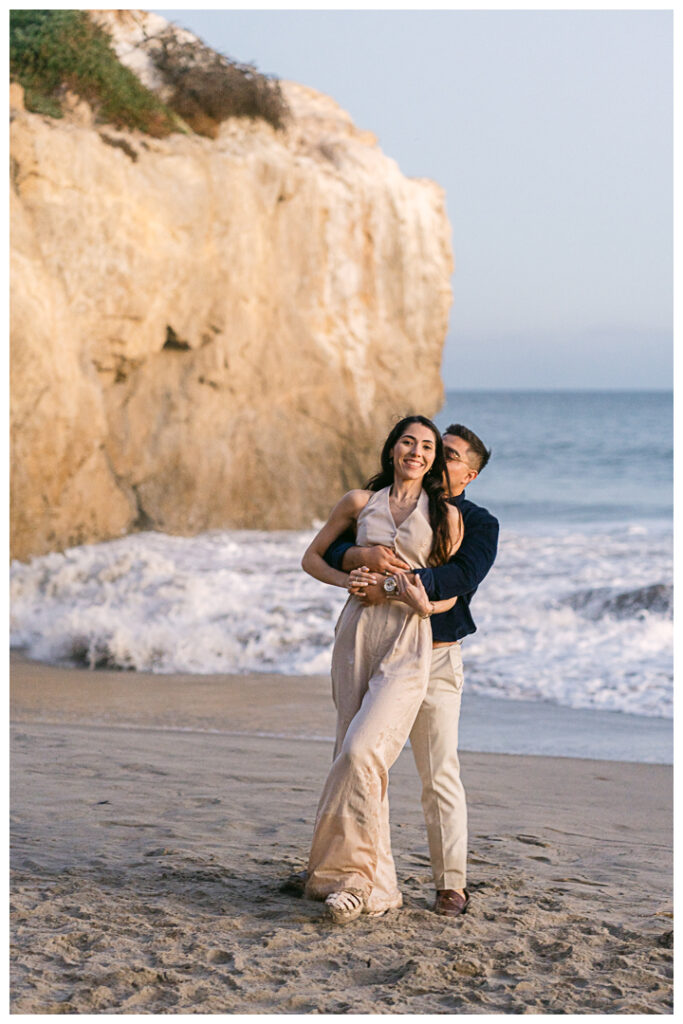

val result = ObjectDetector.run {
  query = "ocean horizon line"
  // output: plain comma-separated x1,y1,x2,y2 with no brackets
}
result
441,385,673,394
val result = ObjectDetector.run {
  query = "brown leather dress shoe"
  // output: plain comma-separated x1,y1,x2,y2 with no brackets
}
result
434,888,470,917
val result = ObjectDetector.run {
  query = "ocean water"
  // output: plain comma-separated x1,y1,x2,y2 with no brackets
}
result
10,391,672,721
435,389,673,525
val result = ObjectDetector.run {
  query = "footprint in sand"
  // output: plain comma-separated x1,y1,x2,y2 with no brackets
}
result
536,896,564,912
118,763,170,776
468,853,494,865
207,949,234,965
552,876,606,888
530,938,574,960
515,834,551,848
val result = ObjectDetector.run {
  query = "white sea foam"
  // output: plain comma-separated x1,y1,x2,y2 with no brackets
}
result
10,521,672,719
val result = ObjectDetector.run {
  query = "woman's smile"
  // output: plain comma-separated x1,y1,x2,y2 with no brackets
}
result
401,456,427,472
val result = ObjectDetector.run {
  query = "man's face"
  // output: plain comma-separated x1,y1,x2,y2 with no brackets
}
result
442,433,479,494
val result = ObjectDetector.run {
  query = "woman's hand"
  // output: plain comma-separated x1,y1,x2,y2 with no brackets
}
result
394,572,433,618
347,566,381,594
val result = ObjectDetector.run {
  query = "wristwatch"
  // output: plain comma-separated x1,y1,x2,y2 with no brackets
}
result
383,576,398,595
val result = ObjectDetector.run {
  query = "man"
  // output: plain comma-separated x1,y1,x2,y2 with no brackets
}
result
323,424,499,917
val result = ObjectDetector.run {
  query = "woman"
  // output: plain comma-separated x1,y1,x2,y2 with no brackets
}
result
301,415,463,923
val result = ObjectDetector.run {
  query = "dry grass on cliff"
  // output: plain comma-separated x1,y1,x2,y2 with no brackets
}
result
9,10,289,138
150,29,289,136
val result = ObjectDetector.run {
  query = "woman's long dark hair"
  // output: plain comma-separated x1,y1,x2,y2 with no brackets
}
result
365,415,451,567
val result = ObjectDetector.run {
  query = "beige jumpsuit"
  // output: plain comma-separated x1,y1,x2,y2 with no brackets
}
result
305,486,439,913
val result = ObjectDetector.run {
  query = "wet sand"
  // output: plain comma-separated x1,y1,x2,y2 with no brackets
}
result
11,654,673,1014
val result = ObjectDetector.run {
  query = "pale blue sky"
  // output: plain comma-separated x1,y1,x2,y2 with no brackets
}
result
155,8,673,389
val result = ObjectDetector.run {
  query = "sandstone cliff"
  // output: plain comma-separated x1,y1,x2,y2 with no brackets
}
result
10,12,453,561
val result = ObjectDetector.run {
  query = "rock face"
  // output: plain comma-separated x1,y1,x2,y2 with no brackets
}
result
10,11,453,561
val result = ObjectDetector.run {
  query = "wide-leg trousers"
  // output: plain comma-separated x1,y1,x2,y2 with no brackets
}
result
305,607,467,906
305,601,432,912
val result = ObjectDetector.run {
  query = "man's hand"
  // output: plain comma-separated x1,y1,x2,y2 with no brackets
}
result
355,579,387,606
341,544,411,575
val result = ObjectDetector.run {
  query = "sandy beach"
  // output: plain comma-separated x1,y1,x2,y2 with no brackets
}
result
11,652,672,1014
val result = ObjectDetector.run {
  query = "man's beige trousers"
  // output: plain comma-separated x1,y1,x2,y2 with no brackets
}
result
410,643,468,891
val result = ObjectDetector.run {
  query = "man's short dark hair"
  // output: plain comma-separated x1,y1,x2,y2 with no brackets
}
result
444,423,491,472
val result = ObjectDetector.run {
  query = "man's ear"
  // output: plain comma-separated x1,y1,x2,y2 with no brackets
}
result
466,469,478,486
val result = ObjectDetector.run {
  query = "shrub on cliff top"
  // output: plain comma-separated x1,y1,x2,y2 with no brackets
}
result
9,10,177,135
10,10,289,137
149,28,288,135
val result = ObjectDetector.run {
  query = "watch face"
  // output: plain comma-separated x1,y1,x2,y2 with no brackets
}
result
383,577,397,594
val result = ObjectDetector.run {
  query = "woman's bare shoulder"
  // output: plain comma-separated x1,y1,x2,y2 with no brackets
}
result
340,489,373,515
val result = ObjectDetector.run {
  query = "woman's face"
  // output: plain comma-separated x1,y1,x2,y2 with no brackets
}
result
390,423,437,482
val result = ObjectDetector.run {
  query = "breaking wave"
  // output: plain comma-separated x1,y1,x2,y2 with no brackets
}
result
10,519,672,720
